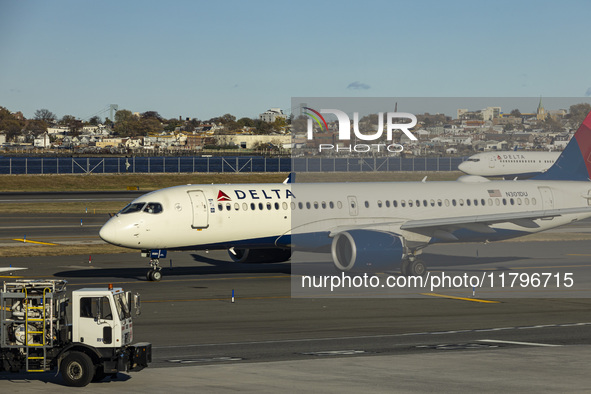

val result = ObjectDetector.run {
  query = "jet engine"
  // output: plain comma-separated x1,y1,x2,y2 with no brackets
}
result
331,230,404,272
228,248,292,264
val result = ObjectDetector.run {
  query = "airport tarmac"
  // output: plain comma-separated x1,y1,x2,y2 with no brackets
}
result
0,239,590,391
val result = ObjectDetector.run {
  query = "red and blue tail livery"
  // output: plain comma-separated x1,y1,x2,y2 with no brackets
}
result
534,111,591,181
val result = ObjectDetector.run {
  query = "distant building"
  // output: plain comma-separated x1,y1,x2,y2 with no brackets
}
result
259,108,287,123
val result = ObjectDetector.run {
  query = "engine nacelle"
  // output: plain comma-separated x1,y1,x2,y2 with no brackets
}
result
331,230,404,272
228,248,292,264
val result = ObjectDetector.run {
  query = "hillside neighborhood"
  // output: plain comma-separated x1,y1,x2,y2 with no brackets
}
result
0,102,589,156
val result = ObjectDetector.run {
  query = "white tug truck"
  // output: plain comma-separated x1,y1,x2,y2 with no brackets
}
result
0,279,151,387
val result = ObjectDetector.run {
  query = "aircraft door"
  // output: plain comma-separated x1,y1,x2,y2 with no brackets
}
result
187,190,209,228
489,156,496,168
538,187,554,209
347,196,359,216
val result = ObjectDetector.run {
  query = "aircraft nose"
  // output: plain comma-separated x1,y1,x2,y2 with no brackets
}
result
99,219,121,246
458,161,468,173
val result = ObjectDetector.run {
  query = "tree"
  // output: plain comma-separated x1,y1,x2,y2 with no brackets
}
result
237,117,255,128
88,116,102,125
140,117,162,135
220,113,236,124
569,103,591,127
141,111,163,122
163,118,183,132
25,119,48,134
34,108,57,123
510,109,522,118
114,110,141,137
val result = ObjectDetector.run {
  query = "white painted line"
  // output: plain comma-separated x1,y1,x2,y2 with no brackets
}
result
478,339,561,347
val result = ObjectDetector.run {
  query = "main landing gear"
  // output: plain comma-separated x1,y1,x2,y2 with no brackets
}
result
146,258,162,281
400,255,427,277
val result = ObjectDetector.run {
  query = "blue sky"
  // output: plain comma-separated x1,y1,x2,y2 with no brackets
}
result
1,0,590,121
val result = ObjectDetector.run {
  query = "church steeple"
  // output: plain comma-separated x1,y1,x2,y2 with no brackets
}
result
536,96,546,121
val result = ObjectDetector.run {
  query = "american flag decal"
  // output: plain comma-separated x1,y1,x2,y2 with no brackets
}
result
487,189,502,197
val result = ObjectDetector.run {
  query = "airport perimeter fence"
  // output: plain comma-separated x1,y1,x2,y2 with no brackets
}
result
0,156,466,175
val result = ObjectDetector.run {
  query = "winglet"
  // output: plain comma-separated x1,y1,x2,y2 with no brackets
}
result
533,111,591,181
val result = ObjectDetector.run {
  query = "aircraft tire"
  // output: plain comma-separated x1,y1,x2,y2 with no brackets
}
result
408,259,427,277
147,269,154,281
152,270,162,281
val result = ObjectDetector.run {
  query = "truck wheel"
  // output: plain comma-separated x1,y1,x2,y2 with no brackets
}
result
60,351,94,387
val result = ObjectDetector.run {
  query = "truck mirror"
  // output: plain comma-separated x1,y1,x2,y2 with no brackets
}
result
134,293,141,316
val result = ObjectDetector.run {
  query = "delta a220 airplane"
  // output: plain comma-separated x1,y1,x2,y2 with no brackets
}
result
458,150,560,179
100,112,591,281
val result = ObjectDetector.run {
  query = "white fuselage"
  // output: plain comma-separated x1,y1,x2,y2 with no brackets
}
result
99,178,591,252
458,151,561,178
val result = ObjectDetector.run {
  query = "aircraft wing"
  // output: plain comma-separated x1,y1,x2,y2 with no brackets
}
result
0,267,27,273
401,206,591,232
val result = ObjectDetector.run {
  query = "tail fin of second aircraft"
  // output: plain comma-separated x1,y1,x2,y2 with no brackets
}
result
533,111,591,181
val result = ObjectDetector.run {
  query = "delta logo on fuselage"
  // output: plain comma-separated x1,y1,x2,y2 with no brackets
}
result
218,189,295,201
497,154,526,160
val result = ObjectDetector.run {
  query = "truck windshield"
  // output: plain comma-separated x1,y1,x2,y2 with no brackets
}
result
114,293,131,320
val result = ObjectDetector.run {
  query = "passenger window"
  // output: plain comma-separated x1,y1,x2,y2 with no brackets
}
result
423,200,427,207
226,203,231,211
385,200,390,208
452,199,457,206
274,202,280,210
282,202,288,210
437,199,442,207
267,202,272,210
258,202,263,210
401,200,406,207
251,203,256,210
321,201,327,209
337,201,343,209
314,201,319,209
415,200,420,207
243,203,248,211
393,200,398,208
430,199,435,207
298,202,303,209
234,203,240,211
218,203,223,211
532,198,537,205
306,202,311,209
329,201,335,209
377,200,382,208
466,199,471,206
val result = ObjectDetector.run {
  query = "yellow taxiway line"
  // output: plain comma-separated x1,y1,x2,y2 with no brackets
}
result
421,292,501,303
11,239,58,246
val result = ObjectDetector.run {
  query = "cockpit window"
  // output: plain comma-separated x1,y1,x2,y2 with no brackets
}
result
466,158,480,162
119,202,146,214
144,203,163,214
